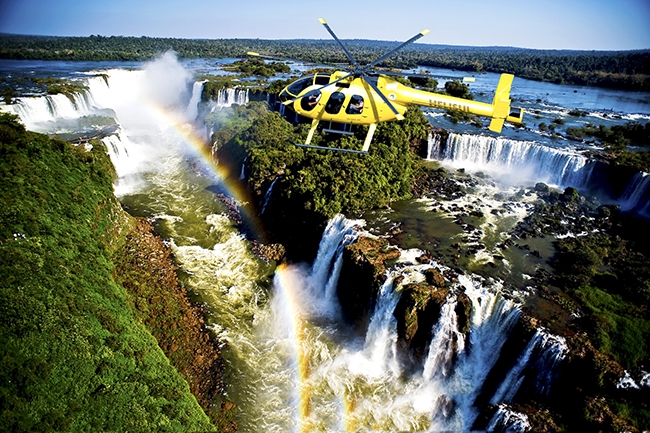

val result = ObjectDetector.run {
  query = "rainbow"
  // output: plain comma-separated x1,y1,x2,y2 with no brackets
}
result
143,101,268,243
144,92,354,430
273,264,314,432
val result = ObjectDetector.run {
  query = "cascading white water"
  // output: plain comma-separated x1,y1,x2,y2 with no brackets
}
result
428,133,595,189
185,80,205,122
423,297,466,380
255,231,529,432
239,157,248,180
10,92,95,128
620,172,650,213
260,176,279,214
426,131,442,160
438,275,522,430
309,215,363,310
212,87,249,109
487,404,531,433
490,327,568,404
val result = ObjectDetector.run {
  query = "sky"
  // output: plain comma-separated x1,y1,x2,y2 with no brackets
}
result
0,0,649,51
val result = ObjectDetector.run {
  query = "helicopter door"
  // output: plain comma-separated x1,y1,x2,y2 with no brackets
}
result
346,95,364,114
325,92,345,114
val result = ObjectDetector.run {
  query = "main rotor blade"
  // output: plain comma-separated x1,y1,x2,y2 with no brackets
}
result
282,72,353,105
246,51,290,62
362,74,404,120
318,18,360,69
373,70,476,83
366,29,430,69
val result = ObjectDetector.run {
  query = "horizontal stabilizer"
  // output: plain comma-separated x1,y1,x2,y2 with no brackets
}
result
489,118,506,133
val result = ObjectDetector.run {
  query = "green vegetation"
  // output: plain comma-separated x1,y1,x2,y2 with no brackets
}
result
407,74,438,91
550,231,650,432
552,231,650,370
200,76,242,102
0,34,648,90
113,219,235,431
566,121,650,147
223,57,290,77
33,77,89,100
565,121,650,171
216,102,425,218
0,113,215,431
0,76,88,102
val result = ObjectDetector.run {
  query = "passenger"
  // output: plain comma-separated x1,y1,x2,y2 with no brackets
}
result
306,93,321,107
347,97,364,114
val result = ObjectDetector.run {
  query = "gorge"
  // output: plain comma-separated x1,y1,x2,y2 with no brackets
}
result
1,52,649,432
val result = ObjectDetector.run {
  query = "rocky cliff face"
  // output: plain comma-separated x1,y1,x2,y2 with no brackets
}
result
113,218,237,431
393,268,472,361
336,236,400,330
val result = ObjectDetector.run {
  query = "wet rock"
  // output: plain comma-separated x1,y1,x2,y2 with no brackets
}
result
534,182,550,193
336,236,401,330
394,282,449,359
416,250,433,264
216,193,242,225
250,240,286,263
424,267,445,287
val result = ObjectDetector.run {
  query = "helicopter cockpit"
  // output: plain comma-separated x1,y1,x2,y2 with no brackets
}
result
279,72,332,102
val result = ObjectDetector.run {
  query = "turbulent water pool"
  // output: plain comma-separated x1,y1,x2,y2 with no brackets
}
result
2,53,649,431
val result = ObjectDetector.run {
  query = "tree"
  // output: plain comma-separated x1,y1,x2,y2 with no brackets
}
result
444,80,473,99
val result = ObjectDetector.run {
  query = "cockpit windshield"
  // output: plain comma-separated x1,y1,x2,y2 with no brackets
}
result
280,73,333,102
284,75,314,98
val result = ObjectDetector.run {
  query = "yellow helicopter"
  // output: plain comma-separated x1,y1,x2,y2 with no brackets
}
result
249,18,524,154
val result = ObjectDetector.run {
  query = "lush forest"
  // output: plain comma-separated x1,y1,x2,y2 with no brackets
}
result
1,34,649,90
0,113,218,431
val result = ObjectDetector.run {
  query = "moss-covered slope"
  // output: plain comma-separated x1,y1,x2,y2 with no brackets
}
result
0,113,214,432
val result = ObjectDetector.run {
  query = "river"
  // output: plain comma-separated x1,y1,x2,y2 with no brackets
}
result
1,53,648,431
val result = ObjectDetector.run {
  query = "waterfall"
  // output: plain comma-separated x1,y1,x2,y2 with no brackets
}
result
620,172,650,213
239,157,248,181
443,275,522,428
361,277,401,377
212,87,249,109
185,80,204,121
430,133,595,189
426,131,442,161
487,404,531,433
4,56,587,430
260,175,279,214
422,298,465,380
309,215,363,308
490,327,568,404
10,92,95,129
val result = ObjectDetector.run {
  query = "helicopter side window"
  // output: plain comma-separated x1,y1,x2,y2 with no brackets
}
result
346,95,364,114
301,90,322,112
325,92,345,114
315,73,331,85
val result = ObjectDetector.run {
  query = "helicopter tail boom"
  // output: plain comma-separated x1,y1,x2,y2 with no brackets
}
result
389,73,523,132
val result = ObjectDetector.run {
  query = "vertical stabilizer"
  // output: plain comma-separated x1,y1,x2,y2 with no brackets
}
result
489,73,514,133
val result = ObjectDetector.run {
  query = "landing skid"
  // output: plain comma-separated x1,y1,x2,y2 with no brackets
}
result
291,140,369,154
295,119,376,154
